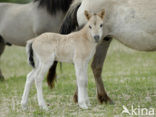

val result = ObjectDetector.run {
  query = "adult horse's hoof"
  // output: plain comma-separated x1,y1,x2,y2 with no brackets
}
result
73,92,78,103
97,94,114,105
0,74,4,81
73,93,114,105
0,69,4,81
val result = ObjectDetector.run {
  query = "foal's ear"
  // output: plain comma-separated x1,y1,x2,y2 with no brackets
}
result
84,10,91,20
98,9,105,19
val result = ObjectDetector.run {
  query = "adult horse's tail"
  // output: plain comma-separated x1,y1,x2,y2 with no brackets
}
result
47,61,57,88
46,0,81,88
26,40,35,68
59,1,81,34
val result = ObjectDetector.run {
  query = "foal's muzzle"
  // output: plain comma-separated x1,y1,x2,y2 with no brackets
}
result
94,35,100,42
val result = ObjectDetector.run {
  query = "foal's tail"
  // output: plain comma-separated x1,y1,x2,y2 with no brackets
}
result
26,40,35,68
47,61,57,88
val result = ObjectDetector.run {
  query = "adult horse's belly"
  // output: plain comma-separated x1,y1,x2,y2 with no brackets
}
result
0,3,34,46
111,0,156,51
114,31,156,51
0,17,34,46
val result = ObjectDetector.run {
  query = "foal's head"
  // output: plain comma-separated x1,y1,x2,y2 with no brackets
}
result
84,9,105,43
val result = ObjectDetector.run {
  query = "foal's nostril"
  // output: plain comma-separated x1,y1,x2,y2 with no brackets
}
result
94,35,100,42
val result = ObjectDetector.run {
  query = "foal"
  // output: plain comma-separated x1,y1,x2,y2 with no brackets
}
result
21,9,105,110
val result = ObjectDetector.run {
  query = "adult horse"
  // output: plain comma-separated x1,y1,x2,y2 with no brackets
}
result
56,0,156,104
0,0,75,80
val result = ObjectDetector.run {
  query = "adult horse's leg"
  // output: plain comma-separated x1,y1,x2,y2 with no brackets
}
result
92,36,113,104
0,36,5,81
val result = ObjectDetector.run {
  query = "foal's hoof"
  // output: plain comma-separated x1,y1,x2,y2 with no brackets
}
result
86,102,91,107
21,104,28,111
39,105,49,111
85,100,91,107
79,103,88,109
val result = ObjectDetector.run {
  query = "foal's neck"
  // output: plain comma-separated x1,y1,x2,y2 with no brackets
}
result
77,24,93,42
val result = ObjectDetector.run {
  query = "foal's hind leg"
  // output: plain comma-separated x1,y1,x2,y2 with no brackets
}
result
35,60,54,110
0,36,5,81
35,65,48,110
21,70,35,110
92,37,113,104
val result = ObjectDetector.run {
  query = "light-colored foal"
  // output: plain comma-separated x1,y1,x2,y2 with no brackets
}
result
21,9,105,110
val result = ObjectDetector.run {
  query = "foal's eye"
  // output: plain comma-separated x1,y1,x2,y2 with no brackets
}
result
100,24,103,28
89,25,92,29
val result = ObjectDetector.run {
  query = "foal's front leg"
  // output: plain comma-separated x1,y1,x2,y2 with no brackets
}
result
74,60,89,109
73,38,113,104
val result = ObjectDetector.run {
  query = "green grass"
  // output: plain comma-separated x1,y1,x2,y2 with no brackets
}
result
0,40,156,117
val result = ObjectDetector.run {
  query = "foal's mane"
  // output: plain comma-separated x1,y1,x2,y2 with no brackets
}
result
34,0,73,15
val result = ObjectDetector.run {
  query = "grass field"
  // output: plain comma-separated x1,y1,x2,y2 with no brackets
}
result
0,40,155,117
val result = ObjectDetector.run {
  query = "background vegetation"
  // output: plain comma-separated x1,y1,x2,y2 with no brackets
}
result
0,40,155,117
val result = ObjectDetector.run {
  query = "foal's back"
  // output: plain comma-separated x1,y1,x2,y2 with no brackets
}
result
32,31,87,62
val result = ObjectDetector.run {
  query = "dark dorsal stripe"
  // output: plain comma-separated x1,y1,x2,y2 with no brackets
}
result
34,0,73,15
